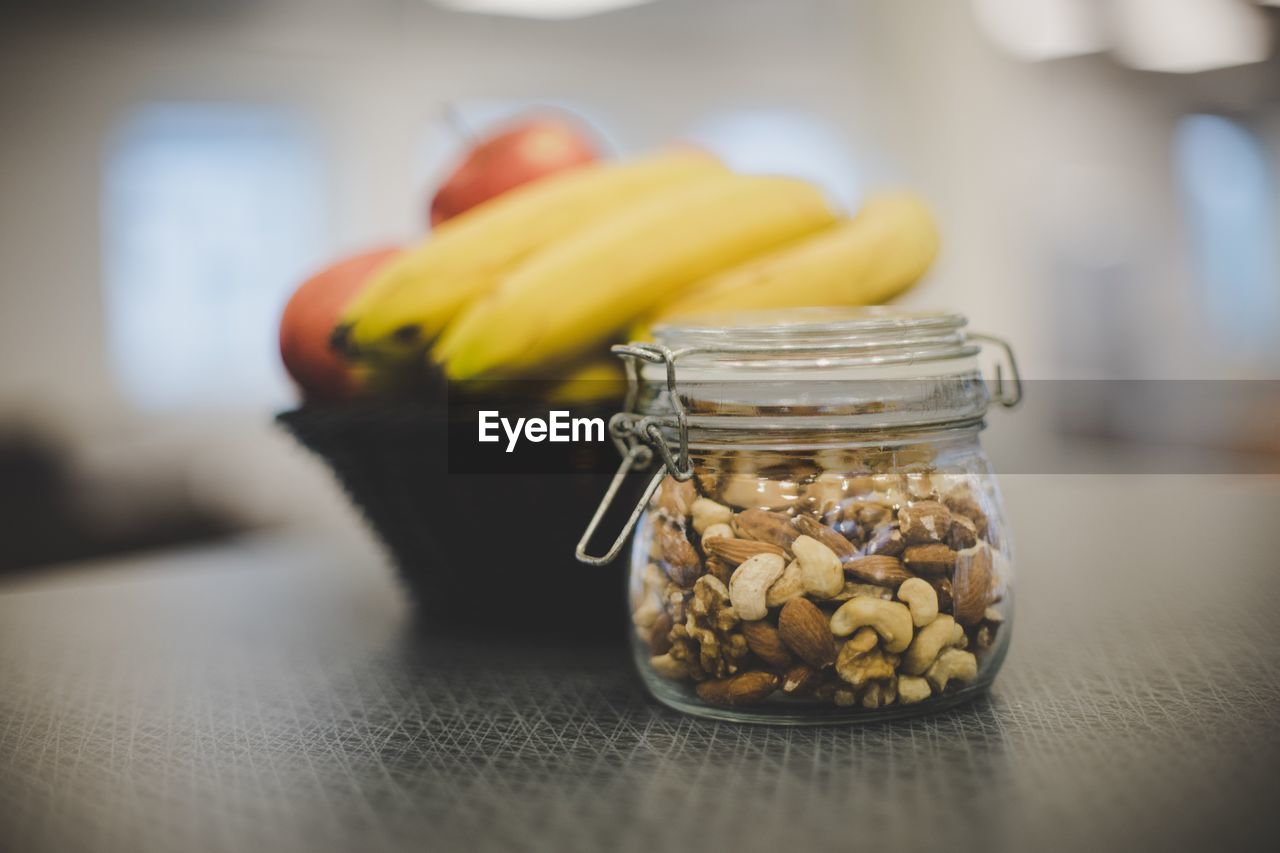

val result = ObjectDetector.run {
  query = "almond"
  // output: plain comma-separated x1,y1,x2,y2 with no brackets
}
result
703,537,787,565
844,554,912,587
656,522,701,587
943,489,990,538
847,501,892,530
741,620,793,668
695,670,781,706
946,514,978,550
903,543,957,577
898,500,952,545
705,555,734,586
781,663,823,696
930,577,954,611
656,475,696,519
863,523,905,557
732,508,800,551
777,598,837,668
647,611,673,654
694,468,722,499
794,515,858,560
952,544,994,626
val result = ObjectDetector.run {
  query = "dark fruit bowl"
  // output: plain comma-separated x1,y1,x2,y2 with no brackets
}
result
277,402,634,644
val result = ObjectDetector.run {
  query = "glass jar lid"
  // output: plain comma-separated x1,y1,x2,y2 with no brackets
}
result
650,306,977,374
636,307,995,436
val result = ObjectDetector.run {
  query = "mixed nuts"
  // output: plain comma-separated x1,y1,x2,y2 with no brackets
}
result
631,468,1009,714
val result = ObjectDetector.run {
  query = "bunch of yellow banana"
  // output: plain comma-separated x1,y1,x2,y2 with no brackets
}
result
636,192,939,333
333,148,940,385
435,173,839,378
333,148,726,363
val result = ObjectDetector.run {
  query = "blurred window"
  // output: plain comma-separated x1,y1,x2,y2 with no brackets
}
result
103,104,328,410
684,110,861,210
1173,114,1279,356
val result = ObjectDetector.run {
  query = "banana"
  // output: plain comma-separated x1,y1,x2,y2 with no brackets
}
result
333,149,727,364
642,192,939,330
437,174,839,380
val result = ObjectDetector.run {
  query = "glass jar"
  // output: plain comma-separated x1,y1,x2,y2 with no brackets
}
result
578,307,1019,724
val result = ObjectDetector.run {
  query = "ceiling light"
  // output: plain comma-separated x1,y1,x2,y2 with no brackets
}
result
1112,0,1271,73
970,0,1106,62
432,0,655,20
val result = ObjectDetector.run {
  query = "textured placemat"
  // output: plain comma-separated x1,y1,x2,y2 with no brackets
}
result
2,475,1279,853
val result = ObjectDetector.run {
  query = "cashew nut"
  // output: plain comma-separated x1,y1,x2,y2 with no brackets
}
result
897,577,939,627
634,558,665,604
793,535,844,599
721,476,801,512
728,553,785,621
765,559,805,608
925,648,978,692
829,597,914,652
691,498,733,534
631,562,666,630
901,614,958,675
642,560,664,594
650,653,687,681
632,596,662,631
700,523,734,547
897,675,931,705
802,472,853,516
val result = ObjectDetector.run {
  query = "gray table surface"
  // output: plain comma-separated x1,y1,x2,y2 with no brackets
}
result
3,474,1279,853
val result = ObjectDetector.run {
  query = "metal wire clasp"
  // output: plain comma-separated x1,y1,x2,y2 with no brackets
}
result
574,343,692,566
574,331,1023,566
970,333,1023,408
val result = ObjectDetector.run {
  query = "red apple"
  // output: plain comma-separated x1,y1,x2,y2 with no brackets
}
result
280,247,399,401
430,118,598,227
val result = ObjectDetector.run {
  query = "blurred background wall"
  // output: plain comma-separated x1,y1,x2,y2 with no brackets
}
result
1,0,1277,568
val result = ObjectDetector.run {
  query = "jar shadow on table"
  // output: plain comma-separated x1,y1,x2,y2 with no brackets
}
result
350,621,1022,853
392,612,1018,742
